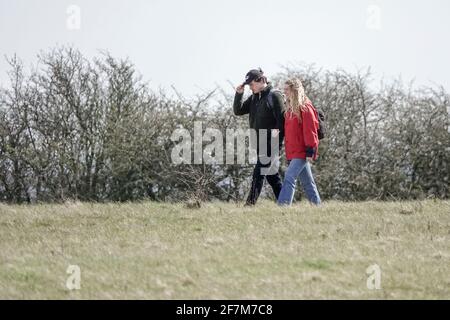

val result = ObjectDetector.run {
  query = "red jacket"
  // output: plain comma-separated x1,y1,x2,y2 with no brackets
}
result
284,101,320,160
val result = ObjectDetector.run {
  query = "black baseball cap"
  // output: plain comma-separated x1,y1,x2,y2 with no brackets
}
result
243,68,264,85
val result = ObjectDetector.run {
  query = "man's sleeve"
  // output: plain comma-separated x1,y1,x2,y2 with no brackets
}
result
233,92,251,116
271,91,285,137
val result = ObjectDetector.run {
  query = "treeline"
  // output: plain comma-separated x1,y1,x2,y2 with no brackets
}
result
1,47,449,203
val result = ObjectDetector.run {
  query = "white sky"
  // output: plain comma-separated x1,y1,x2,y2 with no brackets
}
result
1,0,449,96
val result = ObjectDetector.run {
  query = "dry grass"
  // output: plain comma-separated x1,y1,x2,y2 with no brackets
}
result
0,200,449,299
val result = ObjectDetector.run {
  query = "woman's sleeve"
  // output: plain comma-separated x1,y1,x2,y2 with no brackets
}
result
302,107,319,158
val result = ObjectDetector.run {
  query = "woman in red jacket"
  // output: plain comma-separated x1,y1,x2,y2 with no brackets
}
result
277,78,321,206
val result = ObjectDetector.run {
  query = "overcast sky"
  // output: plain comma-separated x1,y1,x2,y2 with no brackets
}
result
1,0,449,96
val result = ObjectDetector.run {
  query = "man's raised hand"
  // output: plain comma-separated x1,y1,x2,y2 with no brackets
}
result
236,83,245,94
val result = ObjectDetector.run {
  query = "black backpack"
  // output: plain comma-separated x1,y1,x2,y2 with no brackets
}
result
314,107,326,140
267,90,326,140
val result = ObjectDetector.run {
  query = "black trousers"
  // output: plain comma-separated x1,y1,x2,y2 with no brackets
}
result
245,156,283,206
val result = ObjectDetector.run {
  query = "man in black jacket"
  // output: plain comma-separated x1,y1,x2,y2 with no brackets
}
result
233,68,285,206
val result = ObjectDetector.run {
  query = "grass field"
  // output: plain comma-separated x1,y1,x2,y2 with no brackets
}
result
0,200,449,299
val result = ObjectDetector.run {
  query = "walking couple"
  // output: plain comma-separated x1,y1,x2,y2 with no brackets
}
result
233,68,321,206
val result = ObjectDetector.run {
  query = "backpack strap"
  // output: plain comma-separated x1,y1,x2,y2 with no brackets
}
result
266,89,282,110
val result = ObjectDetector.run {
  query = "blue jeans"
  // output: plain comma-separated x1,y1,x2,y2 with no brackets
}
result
277,158,321,206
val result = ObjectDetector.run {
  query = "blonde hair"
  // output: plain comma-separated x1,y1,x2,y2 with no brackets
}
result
285,78,309,122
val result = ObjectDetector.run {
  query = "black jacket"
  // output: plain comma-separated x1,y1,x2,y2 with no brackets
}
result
233,83,285,154
233,83,285,132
